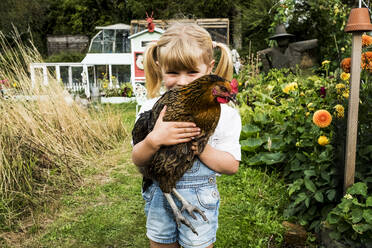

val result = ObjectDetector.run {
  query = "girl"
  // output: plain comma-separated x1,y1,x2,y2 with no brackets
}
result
132,23,241,248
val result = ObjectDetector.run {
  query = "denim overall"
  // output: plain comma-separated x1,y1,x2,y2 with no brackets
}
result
142,159,220,248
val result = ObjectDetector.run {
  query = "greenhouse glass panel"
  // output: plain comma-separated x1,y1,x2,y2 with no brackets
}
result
60,66,69,85
115,30,130,53
90,31,103,53
103,30,115,53
72,67,83,85
112,65,130,84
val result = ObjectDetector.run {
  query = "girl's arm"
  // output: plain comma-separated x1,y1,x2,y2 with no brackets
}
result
198,144,239,175
132,106,201,167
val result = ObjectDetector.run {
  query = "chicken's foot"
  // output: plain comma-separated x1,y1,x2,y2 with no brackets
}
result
164,193,198,235
172,188,208,222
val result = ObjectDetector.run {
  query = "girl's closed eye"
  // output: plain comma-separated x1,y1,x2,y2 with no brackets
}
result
166,71,179,75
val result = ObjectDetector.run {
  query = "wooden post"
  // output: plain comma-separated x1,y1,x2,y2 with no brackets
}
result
68,66,73,89
42,65,48,85
55,65,61,83
30,64,35,88
344,32,363,191
109,64,113,87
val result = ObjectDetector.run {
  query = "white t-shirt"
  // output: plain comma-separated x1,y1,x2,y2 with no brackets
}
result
136,97,242,161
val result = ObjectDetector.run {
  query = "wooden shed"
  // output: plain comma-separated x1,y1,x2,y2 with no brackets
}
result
130,18,229,45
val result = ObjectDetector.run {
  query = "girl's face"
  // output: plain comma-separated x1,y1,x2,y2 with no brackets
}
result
161,61,215,90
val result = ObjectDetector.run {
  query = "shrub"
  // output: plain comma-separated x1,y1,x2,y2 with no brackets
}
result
44,51,85,62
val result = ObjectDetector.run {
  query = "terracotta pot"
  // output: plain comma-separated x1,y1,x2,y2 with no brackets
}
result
345,8,372,32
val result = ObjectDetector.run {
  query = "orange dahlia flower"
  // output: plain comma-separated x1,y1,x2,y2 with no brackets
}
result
340,58,351,73
362,51,372,72
362,34,372,47
313,110,332,128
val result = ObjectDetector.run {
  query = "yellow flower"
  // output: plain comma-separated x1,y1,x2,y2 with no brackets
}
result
336,83,346,89
307,103,315,111
282,82,298,94
336,83,347,94
334,104,345,118
341,47,345,52
318,136,329,146
300,92,305,96
313,110,332,128
340,72,350,81
13,82,17,87
103,82,108,88
296,141,300,147
322,60,331,66
343,90,349,99
306,112,310,116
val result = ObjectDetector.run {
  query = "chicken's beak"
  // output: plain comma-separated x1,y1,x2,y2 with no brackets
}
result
229,93,237,105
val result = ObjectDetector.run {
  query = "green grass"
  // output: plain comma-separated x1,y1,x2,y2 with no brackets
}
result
34,152,148,248
216,167,288,247
0,102,289,248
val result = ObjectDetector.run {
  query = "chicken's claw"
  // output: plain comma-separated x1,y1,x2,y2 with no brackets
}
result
181,204,208,222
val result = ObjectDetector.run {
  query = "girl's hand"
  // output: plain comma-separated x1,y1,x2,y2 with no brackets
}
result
147,106,200,149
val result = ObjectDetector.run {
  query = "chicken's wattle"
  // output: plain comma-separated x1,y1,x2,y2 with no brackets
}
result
217,97,229,103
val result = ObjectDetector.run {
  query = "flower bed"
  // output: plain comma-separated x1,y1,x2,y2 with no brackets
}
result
236,49,372,245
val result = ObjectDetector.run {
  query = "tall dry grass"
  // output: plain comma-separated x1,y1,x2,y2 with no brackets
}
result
0,31,129,230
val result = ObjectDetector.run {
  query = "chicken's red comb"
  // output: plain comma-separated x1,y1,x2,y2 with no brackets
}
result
230,79,239,94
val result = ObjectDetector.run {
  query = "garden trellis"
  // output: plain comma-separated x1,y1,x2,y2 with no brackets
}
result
343,4,372,191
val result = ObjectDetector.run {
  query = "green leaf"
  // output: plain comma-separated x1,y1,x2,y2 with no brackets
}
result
304,178,317,193
351,208,363,223
253,111,269,124
314,192,324,203
363,209,372,224
297,127,305,133
241,124,260,137
290,159,302,171
339,199,353,213
305,197,310,208
329,231,341,240
294,192,307,206
320,171,330,182
352,223,372,234
347,182,368,197
366,197,372,207
260,152,286,165
337,222,350,233
240,138,265,152
327,213,341,225
295,153,306,162
327,189,336,201
246,154,263,166
304,170,316,178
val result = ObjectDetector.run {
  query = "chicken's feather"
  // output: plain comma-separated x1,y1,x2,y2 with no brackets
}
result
132,75,232,193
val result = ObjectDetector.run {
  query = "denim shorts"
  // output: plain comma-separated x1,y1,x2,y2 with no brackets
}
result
142,159,220,248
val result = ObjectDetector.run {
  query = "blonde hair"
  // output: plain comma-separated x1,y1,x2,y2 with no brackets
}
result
143,23,233,98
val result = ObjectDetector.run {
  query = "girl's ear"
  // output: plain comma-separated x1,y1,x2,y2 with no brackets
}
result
207,60,215,74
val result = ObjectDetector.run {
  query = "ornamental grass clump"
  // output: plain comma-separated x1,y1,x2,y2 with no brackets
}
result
0,32,128,230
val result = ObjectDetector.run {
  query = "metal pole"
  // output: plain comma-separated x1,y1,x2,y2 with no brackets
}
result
344,32,363,191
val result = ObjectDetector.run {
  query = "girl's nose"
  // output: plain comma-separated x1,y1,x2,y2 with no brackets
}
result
177,75,189,86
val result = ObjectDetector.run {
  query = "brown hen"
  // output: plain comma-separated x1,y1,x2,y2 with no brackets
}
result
132,74,237,234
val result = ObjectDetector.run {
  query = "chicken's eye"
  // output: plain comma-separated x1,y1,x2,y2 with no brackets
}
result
220,86,228,92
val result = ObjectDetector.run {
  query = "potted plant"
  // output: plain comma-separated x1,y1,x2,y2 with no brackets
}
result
100,74,134,103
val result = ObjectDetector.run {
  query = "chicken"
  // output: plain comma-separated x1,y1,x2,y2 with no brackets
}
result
132,74,238,234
